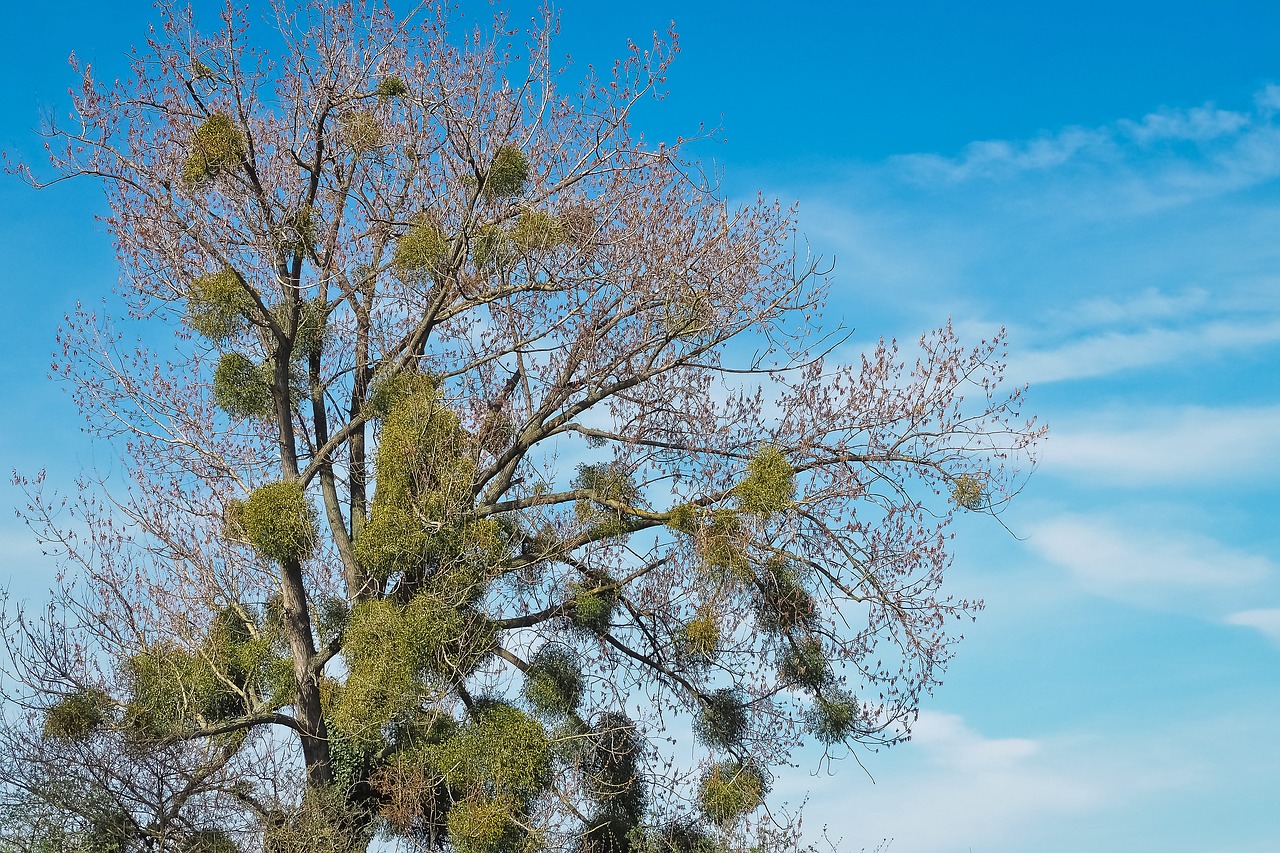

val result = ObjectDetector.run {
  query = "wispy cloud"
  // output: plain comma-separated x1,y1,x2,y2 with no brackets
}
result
1225,608,1280,643
791,711,1191,853
1040,405,1280,485
890,98,1271,193
1025,515,1273,595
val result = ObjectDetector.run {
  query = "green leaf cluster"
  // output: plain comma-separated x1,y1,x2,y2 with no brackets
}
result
122,605,292,739
340,110,383,153
334,595,497,739
568,576,618,634
754,560,815,634
734,445,795,515
355,376,493,585
509,209,564,251
187,267,254,340
951,473,984,510
212,352,274,420
697,509,751,581
423,704,551,853
41,688,112,742
692,688,747,750
521,644,583,718
778,636,831,690
697,760,767,826
574,463,640,539
679,610,720,661
804,688,859,745
227,480,318,565
581,711,646,822
182,112,246,185
472,224,516,271
375,76,409,99
393,217,450,279
484,145,530,199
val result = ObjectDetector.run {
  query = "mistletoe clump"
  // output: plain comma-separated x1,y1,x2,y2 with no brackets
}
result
692,688,748,750
375,75,409,99
340,110,383,153
735,444,795,515
42,688,112,741
228,480,318,565
483,145,530,199
804,688,860,745
212,351,274,420
186,267,254,340
521,645,584,718
509,209,564,252
697,760,768,826
951,473,985,510
182,112,246,185
392,217,450,279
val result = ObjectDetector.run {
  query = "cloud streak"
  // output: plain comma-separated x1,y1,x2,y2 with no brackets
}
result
1039,404,1280,485
1025,515,1274,595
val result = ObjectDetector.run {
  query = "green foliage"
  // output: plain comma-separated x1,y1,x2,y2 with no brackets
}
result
277,205,317,255
335,595,497,739
680,610,720,660
754,560,816,634
951,473,984,510
186,267,254,340
804,688,859,746
182,112,246,185
42,688,112,741
509,209,564,251
698,510,751,580
375,76,410,99
288,297,327,360
574,463,640,538
581,712,645,820
122,642,238,737
734,445,795,515
447,794,522,853
639,824,717,853
340,110,383,153
393,217,450,278
429,703,551,801
212,352,274,420
664,503,699,535
351,502,428,581
577,812,636,853
692,688,747,750
261,783,375,853
778,636,831,690
521,644,584,718
472,224,516,270
191,58,215,80
568,576,618,634
697,761,767,826
484,145,530,199
365,370,439,420
182,829,241,853
230,480,318,565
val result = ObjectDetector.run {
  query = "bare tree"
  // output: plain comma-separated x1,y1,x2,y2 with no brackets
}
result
2,2,1043,851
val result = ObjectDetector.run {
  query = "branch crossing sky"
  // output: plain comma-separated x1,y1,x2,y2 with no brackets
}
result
1,2,1277,850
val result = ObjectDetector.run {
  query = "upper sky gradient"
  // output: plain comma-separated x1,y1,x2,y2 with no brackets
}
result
2,2,1278,851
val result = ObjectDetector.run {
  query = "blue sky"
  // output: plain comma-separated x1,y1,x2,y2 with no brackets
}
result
2,2,1279,851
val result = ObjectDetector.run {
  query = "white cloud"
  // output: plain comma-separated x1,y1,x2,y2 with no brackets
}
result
1007,316,1280,384
1118,105,1251,146
1225,608,1280,642
790,711,1191,853
1041,405,1280,485
1025,515,1272,595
